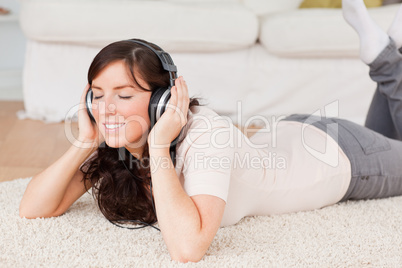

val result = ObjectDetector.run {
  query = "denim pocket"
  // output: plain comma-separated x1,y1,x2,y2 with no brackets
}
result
337,119,391,155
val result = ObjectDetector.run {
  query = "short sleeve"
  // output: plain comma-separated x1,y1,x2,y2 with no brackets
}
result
181,127,235,203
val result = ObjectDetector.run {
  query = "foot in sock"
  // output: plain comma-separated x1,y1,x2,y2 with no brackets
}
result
388,4,402,49
342,0,389,64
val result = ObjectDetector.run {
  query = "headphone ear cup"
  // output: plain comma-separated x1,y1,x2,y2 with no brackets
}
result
85,88,95,122
148,87,171,128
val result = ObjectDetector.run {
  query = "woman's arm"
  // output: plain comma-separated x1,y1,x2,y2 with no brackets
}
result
147,77,225,262
19,141,95,218
20,84,100,218
149,147,225,263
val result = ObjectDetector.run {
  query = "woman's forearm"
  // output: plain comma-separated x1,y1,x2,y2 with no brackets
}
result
19,141,96,218
149,147,207,262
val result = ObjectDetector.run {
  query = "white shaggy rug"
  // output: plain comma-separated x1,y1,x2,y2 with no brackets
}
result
1,178,402,267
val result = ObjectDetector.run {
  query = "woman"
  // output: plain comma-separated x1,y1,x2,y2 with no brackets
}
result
19,0,402,263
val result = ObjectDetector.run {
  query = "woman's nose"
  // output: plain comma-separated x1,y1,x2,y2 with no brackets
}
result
106,102,117,115
98,97,117,116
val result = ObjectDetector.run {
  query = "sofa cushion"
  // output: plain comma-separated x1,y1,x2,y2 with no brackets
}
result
19,0,258,52
260,5,399,57
243,0,303,16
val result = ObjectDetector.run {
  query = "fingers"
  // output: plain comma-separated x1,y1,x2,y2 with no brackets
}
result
182,79,189,108
80,84,91,102
79,84,91,110
166,77,188,125
78,84,95,127
183,79,189,100
168,86,178,112
181,78,189,117
175,77,183,112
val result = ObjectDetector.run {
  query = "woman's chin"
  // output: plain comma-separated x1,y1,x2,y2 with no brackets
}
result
103,139,145,149
103,139,125,148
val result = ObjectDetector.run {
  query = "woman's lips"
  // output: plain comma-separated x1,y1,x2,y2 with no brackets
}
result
104,123,125,132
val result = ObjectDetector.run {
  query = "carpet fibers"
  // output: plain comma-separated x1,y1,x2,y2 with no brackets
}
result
1,178,402,267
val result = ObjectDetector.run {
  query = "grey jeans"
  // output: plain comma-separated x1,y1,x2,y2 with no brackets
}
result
283,39,402,202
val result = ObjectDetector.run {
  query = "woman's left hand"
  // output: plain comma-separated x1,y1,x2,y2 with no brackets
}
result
147,76,189,149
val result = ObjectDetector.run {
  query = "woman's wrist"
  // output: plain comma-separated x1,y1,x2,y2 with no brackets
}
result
73,137,99,150
148,147,174,174
71,139,98,156
148,146,169,156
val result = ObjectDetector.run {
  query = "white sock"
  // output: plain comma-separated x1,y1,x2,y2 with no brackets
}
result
387,4,402,49
343,0,389,64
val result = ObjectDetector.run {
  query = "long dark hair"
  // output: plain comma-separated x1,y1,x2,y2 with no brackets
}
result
80,38,203,225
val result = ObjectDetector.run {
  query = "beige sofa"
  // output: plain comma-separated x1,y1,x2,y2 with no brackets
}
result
18,0,400,125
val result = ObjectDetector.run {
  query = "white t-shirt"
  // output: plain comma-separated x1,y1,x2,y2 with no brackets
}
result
174,105,351,227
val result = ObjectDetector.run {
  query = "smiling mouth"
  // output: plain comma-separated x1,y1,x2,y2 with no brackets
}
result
104,123,125,130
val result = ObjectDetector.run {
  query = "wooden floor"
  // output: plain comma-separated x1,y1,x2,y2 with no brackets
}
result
0,101,77,182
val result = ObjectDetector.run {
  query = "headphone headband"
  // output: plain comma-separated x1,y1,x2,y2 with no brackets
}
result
126,39,177,87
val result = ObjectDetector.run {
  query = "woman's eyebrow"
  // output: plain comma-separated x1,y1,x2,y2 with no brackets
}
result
91,84,136,90
114,85,137,90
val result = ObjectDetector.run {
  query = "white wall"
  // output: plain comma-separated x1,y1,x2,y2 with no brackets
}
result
0,0,26,100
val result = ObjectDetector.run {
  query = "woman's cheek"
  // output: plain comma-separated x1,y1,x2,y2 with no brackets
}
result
124,113,150,135
119,101,146,122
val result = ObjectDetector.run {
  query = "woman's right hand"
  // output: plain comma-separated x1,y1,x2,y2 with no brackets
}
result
76,84,104,149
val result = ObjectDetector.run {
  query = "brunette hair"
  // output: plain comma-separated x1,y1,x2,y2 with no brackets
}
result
81,38,203,226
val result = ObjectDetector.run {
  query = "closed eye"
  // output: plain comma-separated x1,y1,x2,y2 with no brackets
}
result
119,96,132,100
93,95,132,100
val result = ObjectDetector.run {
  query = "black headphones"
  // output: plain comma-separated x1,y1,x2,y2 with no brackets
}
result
85,39,180,165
